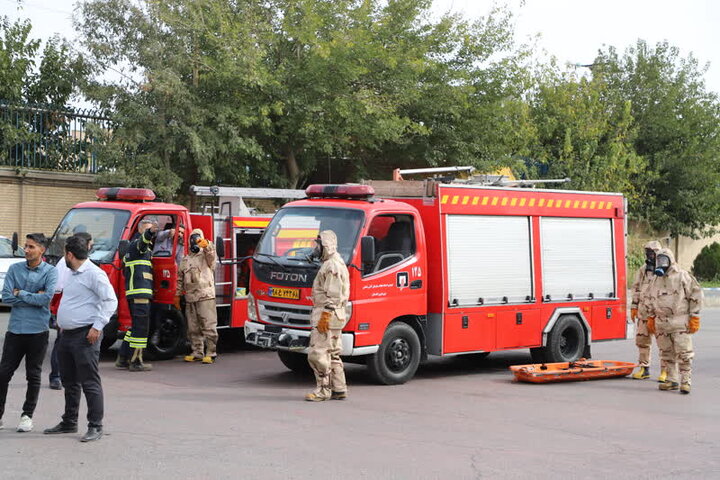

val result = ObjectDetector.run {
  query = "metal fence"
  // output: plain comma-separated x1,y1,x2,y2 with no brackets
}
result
0,100,113,173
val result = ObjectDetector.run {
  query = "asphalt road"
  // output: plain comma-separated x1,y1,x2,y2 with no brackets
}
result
0,308,718,480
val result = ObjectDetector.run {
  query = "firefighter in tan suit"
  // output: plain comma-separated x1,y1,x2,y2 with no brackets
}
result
643,248,702,394
175,229,219,364
630,240,668,381
305,230,350,402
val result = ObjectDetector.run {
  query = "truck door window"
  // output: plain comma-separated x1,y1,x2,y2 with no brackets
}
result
365,214,416,275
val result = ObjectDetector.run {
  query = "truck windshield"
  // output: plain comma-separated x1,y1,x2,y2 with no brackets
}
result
256,207,364,264
47,208,131,264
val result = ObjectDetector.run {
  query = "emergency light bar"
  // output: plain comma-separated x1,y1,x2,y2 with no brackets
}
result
96,187,156,202
305,184,375,199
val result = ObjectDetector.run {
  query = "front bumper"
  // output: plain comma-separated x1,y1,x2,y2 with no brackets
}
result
244,321,378,356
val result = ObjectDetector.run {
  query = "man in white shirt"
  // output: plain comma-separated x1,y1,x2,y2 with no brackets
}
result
44,235,117,442
49,232,94,390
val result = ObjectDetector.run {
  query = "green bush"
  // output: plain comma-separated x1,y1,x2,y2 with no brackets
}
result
692,242,720,281
627,250,645,288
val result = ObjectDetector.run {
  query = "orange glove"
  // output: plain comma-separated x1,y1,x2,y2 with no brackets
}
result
630,307,638,322
173,295,181,310
646,316,656,335
688,315,700,334
317,311,331,333
197,238,209,249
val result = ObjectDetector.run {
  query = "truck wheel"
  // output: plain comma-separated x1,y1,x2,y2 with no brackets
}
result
544,315,586,363
148,309,186,360
277,351,312,374
367,322,421,385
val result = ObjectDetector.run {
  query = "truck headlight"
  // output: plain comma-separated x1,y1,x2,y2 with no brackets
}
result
247,292,257,321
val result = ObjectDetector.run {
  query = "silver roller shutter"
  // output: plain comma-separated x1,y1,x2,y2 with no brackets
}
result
540,217,615,301
446,215,533,306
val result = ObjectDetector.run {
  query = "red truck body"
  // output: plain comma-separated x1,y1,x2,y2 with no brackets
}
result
245,181,629,384
48,189,271,358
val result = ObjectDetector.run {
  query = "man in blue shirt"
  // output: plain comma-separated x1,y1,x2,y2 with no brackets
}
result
0,233,57,433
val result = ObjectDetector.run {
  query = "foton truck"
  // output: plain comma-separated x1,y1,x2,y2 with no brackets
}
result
245,179,628,384
46,186,302,358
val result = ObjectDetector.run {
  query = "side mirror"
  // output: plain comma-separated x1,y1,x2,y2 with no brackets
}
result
11,232,18,253
361,236,376,266
118,240,130,258
215,236,225,258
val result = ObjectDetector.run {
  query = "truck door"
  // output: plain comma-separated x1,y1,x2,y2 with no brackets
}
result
356,213,426,343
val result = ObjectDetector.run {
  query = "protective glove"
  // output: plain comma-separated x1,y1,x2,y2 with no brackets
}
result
198,238,209,249
317,310,331,333
630,307,638,322
646,316,656,335
173,295,182,310
688,315,700,334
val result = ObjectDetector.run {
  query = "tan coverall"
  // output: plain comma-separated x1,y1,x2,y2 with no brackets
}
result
630,240,664,369
307,230,350,400
642,248,702,386
177,228,219,359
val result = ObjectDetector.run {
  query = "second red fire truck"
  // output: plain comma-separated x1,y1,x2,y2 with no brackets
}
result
245,174,629,384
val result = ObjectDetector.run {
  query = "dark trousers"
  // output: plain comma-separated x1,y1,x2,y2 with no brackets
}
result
120,299,150,357
58,326,104,427
0,331,49,419
50,330,61,382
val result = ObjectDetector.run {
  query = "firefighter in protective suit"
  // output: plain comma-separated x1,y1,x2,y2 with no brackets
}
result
175,229,218,364
305,230,350,402
116,221,156,372
630,240,668,381
642,248,702,394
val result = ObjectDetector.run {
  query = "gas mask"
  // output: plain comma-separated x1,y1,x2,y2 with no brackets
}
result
189,233,201,253
644,248,656,272
654,254,671,276
310,236,323,260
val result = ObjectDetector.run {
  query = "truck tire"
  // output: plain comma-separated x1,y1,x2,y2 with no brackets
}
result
543,315,586,363
277,351,312,374
147,309,186,360
367,322,421,385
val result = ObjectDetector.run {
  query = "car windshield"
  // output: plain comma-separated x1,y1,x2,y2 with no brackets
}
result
0,238,24,258
256,207,364,264
47,208,131,263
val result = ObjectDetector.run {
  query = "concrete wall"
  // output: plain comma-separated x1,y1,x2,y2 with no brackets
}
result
675,233,720,272
0,168,98,239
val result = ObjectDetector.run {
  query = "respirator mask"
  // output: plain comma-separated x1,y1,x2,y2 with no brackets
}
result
644,248,656,272
654,254,671,276
189,233,201,253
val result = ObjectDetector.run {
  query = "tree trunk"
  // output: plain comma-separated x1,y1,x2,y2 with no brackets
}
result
285,147,300,189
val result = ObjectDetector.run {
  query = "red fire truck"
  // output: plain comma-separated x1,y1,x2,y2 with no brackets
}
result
46,186,302,358
244,175,629,384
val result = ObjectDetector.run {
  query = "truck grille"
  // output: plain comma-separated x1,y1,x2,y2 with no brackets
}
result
258,300,312,328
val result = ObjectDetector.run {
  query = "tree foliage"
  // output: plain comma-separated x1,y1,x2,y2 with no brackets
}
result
594,41,720,237
77,0,531,194
0,16,88,168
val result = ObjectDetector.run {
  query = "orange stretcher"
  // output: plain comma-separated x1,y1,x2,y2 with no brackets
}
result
509,359,637,384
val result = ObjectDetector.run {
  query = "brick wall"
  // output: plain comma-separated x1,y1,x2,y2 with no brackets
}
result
0,168,98,239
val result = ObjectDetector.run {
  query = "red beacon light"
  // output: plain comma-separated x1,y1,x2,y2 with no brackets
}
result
96,187,156,202
305,184,375,200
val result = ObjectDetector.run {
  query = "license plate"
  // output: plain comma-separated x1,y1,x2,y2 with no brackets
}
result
269,287,300,300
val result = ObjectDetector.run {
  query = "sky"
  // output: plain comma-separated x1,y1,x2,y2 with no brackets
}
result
2,0,720,95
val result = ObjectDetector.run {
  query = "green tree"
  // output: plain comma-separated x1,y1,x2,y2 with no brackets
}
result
526,68,645,197
78,0,532,194
0,16,87,168
595,40,720,237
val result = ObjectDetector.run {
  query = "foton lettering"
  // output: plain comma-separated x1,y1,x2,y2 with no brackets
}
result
270,271,308,282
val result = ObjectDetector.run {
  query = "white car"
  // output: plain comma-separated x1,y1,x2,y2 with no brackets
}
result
0,236,26,305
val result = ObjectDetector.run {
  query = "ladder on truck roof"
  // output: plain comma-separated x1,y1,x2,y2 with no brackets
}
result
373,167,571,198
